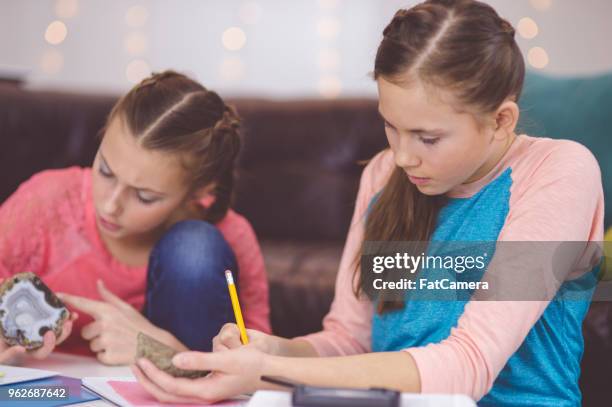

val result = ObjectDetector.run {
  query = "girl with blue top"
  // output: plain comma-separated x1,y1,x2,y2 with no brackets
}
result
131,1,604,405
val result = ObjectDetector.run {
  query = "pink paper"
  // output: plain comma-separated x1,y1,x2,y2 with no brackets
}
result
109,381,242,406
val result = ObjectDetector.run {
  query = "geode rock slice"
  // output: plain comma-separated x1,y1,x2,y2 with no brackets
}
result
136,332,210,378
0,272,68,349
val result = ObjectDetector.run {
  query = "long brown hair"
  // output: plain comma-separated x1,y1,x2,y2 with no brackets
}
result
104,70,241,223
358,0,525,312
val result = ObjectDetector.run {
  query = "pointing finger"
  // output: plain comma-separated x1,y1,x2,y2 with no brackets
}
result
57,293,106,319
81,321,103,341
96,280,133,313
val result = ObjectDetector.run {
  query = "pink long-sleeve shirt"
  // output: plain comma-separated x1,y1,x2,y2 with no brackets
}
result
300,134,604,402
0,167,270,355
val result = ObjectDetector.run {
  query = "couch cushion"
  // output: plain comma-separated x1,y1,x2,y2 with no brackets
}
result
261,240,341,338
518,72,612,228
579,301,612,406
231,99,387,241
0,84,115,203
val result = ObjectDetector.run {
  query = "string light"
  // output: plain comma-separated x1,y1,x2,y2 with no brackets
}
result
238,2,262,25
124,32,148,56
222,27,247,51
45,20,68,45
40,48,64,74
527,47,549,69
529,0,553,11
318,48,340,71
318,0,340,10
125,5,149,28
219,56,246,82
126,59,151,83
318,75,342,99
316,16,340,40
517,17,539,39
54,0,78,19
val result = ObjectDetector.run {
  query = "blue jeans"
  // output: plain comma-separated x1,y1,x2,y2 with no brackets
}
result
144,220,238,352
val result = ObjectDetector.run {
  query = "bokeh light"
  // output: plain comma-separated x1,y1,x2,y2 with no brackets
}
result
124,32,148,56
318,75,342,99
126,59,151,83
318,48,340,71
40,48,64,74
239,2,262,25
222,27,247,51
44,20,68,45
219,56,246,82
530,0,553,11
125,5,149,28
527,47,549,69
54,0,79,19
318,0,340,10
317,17,340,40
517,17,539,39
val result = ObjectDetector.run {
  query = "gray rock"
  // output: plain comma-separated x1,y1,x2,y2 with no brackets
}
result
0,272,68,349
136,332,210,378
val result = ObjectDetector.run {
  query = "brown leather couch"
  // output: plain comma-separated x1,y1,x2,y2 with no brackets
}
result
0,82,610,405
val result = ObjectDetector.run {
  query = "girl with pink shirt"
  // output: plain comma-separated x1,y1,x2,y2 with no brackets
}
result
132,1,603,406
0,71,270,365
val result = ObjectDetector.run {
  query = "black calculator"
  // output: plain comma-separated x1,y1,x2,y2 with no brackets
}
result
292,384,400,407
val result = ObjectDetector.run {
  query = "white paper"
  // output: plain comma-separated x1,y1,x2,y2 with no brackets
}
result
0,364,58,385
247,390,291,406
82,376,134,406
247,390,477,407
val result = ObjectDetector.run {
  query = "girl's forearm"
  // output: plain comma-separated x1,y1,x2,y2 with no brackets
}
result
260,351,421,393
271,337,319,357
151,327,188,352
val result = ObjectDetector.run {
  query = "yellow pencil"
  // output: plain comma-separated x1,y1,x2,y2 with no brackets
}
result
224,269,249,345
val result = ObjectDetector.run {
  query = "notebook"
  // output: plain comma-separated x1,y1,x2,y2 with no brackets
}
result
0,364,58,385
0,374,100,406
83,377,248,406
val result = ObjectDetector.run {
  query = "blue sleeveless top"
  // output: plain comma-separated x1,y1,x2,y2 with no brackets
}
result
371,168,597,406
